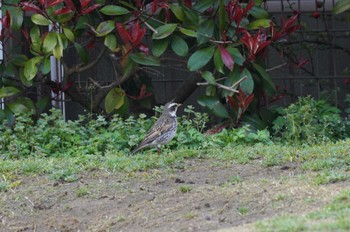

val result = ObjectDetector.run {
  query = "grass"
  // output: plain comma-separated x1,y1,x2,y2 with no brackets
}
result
1,139,349,180
1,139,350,230
179,185,192,193
256,188,350,231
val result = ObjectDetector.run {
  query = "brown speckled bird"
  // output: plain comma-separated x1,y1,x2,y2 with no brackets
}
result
131,101,181,154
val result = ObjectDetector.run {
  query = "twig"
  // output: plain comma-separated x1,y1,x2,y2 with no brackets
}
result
25,196,35,208
197,76,247,93
266,63,287,72
144,21,158,34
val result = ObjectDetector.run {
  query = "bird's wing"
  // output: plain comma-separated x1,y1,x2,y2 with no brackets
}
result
139,117,173,146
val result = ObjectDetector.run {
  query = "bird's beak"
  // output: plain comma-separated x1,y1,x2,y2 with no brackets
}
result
177,103,182,107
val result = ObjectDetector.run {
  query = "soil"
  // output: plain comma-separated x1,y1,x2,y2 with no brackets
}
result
1,159,348,232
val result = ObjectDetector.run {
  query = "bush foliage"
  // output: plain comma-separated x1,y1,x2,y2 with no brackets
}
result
0,106,272,158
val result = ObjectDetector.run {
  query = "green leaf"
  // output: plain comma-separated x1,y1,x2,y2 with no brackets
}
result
63,27,75,42
20,68,33,87
187,46,215,71
39,57,51,75
206,85,216,96
183,7,199,23
170,5,186,21
222,66,241,97
31,14,51,26
227,47,245,66
24,57,42,80
74,43,89,63
197,18,214,45
171,36,188,57
201,71,215,85
333,0,350,14
198,96,229,118
193,0,215,12
122,57,137,78
105,87,125,113
214,48,224,74
250,6,269,19
218,0,227,33
247,19,271,30
100,5,129,15
10,55,28,66
130,53,160,66
7,102,29,114
252,63,276,95
43,31,57,53
9,7,24,30
104,34,117,51
152,38,169,57
75,15,89,30
152,24,177,40
30,26,41,51
53,34,63,60
96,20,115,37
4,64,15,77
36,98,49,114
0,87,21,98
179,28,197,37
240,68,254,94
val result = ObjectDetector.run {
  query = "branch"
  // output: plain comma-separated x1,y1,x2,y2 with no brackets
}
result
197,76,247,93
66,46,107,76
266,63,287,72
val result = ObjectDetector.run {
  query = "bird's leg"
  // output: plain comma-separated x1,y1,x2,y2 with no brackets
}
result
157,145,161,154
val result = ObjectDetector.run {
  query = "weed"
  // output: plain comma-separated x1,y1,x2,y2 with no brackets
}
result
272,96,349,145
313,171,349,185
237,206,249,215
179,185,192,193
224,175,242,186
76,186,90,197
0,181,7,192
184,212,196,219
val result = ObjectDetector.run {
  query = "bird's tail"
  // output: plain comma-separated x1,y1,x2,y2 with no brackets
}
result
130,146,142,155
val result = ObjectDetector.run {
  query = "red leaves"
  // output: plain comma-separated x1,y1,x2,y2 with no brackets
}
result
128,84,152,100
296,57,309,68
62,81,75,92
46,0,64,8
53,7,73,16
219,46,234,71
227,88,254,122
64,0,76,11
116,21,147,52
226,0,253,29
316,1,323,8
312,11,321,19
80,0,91,9
183,0,192,8
0,10,11,40
344,78,350,85
240,31,271,62
81,4,101,15
116,23,132,45
270,14,301,42
20,2,44,14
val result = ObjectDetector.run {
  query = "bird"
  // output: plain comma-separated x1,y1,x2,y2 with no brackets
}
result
131,101,182,154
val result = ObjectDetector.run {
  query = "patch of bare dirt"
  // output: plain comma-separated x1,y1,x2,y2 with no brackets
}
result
1,159,348,232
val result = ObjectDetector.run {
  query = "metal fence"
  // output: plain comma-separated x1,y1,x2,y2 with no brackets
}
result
149,0,350,110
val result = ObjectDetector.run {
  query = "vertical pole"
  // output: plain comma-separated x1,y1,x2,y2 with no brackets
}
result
49,24,66,120
0,1,4,110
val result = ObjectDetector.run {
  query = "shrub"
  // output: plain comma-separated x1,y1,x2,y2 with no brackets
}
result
0,106,272,158
272,96,349,144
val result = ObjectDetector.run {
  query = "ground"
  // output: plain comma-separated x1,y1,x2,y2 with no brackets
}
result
1,158,348,232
